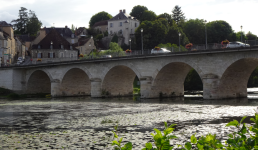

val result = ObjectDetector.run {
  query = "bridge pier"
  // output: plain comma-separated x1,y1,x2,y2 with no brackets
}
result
90,78,102,97
51,79,62,97
202,74,220,99
140,77,153,99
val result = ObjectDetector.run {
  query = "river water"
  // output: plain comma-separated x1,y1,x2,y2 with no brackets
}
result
1,89,258,149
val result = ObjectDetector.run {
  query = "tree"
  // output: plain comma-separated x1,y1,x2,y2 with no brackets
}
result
11,7,42,35
89,11,112,27
141,10,157,22
246,31,257,40
182,19,206,44
130,5,148,22
172,5,185,25
12,7,29,34
135,20,168,49
26,10,42,35
206,20,233,43
71,24,75,33
157,13,173,26
111,34,118,43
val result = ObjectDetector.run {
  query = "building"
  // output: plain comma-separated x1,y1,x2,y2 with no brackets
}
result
92,20,108,33
75,27,88,37
108,9,140,45
0,21,16,64
15,36,26,59
75,37,96,55
31,28,78,63
16,34,36,56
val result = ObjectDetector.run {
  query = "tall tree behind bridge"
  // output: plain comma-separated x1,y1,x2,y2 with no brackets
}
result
172,5,185,25
130,5,148,22
89,11,112,27
12,7,42,35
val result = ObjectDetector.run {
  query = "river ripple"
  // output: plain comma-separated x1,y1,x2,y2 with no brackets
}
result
0,89,258,149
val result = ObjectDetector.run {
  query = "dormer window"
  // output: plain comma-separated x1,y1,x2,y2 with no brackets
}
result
50,45,53,49
70,45,73,50
61,34,63,37
71,33,74,38
61,44,64,49
38,45,41,49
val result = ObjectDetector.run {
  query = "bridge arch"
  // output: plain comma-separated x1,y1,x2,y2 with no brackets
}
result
61,68,91,96
26,69,52,94
150,61,203,98
218,58,258,99
101,65,140,96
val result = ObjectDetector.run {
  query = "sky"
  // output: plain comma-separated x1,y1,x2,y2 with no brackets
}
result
0,0,257,36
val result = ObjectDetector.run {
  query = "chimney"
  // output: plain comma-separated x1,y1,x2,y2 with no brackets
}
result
65,25,67,28
123,9,126,13
119,10,122,13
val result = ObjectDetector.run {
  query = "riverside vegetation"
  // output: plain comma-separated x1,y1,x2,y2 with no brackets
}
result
111,113,258,150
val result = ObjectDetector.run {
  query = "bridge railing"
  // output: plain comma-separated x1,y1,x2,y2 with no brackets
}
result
1,45,258,68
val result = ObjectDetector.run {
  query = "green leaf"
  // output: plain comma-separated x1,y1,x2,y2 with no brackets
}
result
112,140,119,146
226,120,239,127
164,122,168,128
121,142,133,150
185,142,192,150
113,131,118,138
119,137,123,144
168,124,176,128
167,135,177,139
240,123,247,134
228,133,233,138
191,134,197,144
240,116,247,124
164,128,174,135
145,142,152,149
197,143,204,150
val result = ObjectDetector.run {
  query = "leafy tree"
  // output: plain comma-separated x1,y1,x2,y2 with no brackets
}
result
135,20,168,49
130,5,148,22
157,13,173,26
206,20,233,43
246,31,257,40
89,11,112,27
182,19,206,44
12,7,41,35
172,5,185,25
111,34,118,43
26,10,42,35
109,42,123,51
164,25,189,46
141,10,157,22
71,24,75,33
236,31,247,42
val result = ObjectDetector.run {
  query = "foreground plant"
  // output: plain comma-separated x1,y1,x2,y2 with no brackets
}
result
112,125,133,150
142,122,177,150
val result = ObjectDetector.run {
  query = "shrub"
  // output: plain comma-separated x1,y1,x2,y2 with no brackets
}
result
7,93,20,99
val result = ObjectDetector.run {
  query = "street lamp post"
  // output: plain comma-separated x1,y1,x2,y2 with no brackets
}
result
179,32,181,51
141,28,143,55
129,38,131,51
240,25,243,42
205,20,207,49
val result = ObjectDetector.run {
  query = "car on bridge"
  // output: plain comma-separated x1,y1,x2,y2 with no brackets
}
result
151,48,171,54
226,41,250,48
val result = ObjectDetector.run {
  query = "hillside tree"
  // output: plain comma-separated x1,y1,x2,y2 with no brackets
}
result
172,5,185,25
89,11,112,27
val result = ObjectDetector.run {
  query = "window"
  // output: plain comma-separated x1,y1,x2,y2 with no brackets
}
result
71,34,74,38
38,45,41,49
110,31,113,34
60,52,64,58
120,22,122,26
61,45,64,49
71,53,74,58
49,52,54,58
110,23,113,27
131,29,132,33
135,23,137,27
71,39,74,44
37,53,42,58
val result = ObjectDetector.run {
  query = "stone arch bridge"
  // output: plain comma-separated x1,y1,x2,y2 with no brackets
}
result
1,48,258,99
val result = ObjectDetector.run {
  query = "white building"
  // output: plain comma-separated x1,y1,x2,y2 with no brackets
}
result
108,9,140,45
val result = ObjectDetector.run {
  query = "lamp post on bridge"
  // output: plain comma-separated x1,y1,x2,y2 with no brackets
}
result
240,25,243,42
179,32,181,51
205,20,207,50
141,28,143,55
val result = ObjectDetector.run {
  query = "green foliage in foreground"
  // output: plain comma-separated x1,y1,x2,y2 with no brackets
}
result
111,113,258,150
